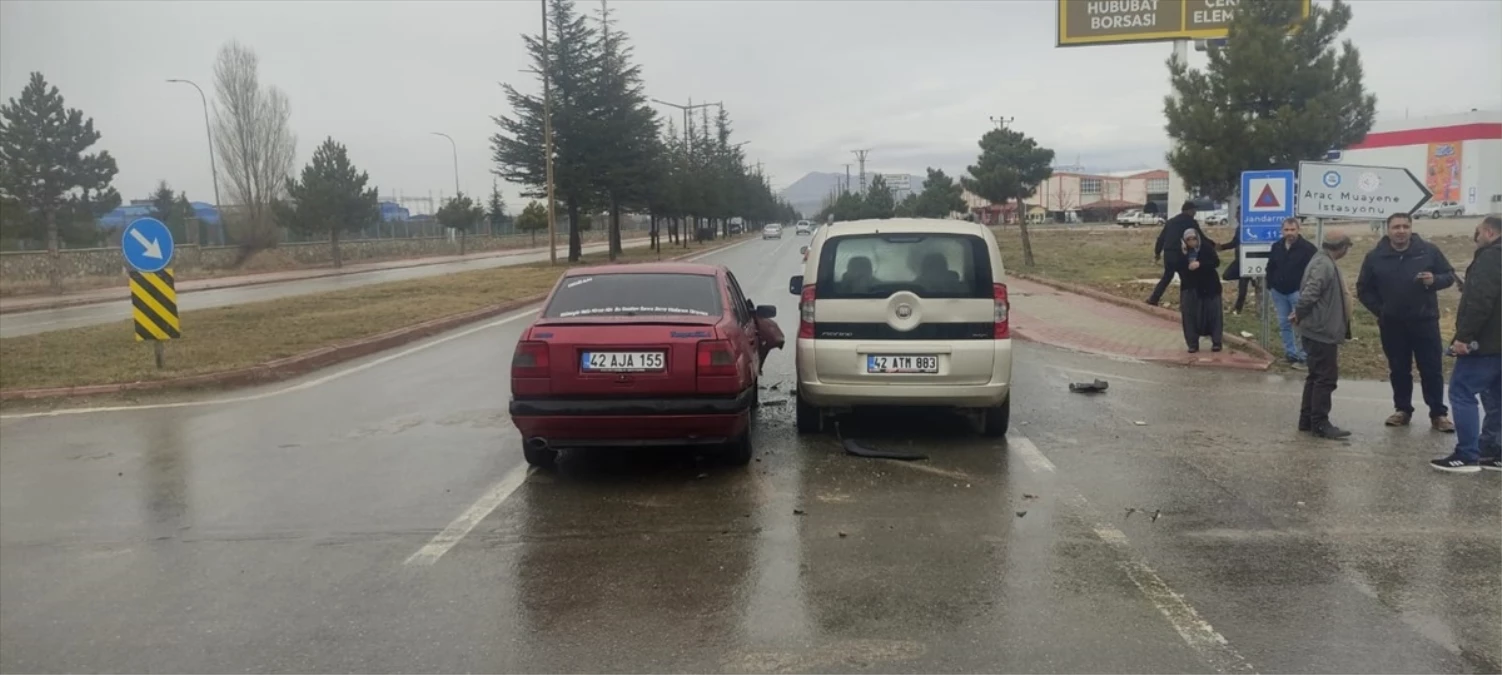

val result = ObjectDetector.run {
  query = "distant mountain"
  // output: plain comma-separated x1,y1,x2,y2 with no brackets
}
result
779,171,927,217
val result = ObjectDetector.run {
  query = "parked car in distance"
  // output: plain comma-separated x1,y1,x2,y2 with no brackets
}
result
763,223,783,239
1116,210,1164,228
1414,201,1464,218
509,262,776,468
795,220,814,235
1201,209,1230,226
788,218,1013,437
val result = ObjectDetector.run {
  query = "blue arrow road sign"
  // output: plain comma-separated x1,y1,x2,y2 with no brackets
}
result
1240,169,1297,245
122,217,175,273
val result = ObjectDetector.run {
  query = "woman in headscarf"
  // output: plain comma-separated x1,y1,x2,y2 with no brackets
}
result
1176,227,1225,353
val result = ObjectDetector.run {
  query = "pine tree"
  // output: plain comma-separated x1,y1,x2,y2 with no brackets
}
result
962,125,1054,267
436,191,486,255
862,175,896,219
516,200,549,246
487,182,509,236
0,72,121,289
274,137,378,268
1164,0,1375,201
492,0,602,262
914,168,967,218
592,0,661,260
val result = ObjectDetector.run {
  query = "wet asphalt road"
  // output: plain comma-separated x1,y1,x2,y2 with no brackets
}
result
0,238,645,338
1,235,1498,674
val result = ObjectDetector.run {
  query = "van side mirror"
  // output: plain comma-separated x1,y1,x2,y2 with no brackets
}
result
799,246,809,255
788,275,804,295
755,305,777,319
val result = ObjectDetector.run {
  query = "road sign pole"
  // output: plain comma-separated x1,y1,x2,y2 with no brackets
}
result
1259,277,1271,350
153,341,165,369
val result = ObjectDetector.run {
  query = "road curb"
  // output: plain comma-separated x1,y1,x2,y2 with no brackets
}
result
0,240,728,402
0,238,652,316
1009,272,1276,371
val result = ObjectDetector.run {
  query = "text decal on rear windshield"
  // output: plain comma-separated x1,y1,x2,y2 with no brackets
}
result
543,273,723,319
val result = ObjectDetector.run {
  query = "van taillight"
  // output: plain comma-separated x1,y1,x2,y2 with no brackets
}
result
511,340,550,377
798,285,816,339
696,340,736,376
993,283,1010,339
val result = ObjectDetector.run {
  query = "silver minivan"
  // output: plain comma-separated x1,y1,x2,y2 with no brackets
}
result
788,218,1013,436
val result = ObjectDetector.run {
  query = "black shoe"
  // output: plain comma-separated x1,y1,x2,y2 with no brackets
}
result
1188,347,1199,354
1481,456,1502,472
1211,344,1223,353
1313,423,1351,439
1429,454,1481,474
1146,298,1161,307
1298,419,1312,432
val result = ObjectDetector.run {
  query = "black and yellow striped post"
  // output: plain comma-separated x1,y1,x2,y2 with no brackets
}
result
129,268,179,367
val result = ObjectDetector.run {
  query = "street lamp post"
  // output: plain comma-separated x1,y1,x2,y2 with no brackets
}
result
166,78,222,245
430,132,460,197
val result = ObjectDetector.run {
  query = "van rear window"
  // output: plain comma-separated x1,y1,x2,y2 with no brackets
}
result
816,233,993,299
543,273,722,319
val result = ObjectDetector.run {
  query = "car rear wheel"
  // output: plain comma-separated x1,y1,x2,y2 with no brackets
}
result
795,393,821,434
523,444,558,469
979,397,1011,438
721,431,753,466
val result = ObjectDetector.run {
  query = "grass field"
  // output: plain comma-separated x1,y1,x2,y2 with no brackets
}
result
0,241,723,391
994,224,1477,381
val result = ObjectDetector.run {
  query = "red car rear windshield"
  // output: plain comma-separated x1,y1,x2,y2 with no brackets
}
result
543,273,723,319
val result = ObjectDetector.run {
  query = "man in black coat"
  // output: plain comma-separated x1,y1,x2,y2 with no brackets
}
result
1147,201,1199,306
1432,216,1502,473
1356,212,1457,432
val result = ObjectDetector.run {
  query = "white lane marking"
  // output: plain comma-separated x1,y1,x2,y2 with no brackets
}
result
1,240,749,421
1014,434,1255,674
404,464,533,566
1008,434,1057,473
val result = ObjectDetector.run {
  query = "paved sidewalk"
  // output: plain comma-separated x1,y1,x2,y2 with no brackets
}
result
0,237,650,314
1008,276,1271,370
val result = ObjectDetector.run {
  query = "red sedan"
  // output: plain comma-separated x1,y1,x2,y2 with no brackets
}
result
509,262,781,468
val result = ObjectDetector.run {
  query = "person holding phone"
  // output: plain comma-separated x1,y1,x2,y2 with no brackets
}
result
1357,212,1458,432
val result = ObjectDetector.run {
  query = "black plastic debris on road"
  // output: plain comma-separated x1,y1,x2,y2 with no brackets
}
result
1069,379,1109,394
842,438,929,461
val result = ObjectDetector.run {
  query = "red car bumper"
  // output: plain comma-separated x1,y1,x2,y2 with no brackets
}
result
509,391,752,448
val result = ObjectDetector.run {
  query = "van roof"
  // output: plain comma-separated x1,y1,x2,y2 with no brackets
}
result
821,217,991,237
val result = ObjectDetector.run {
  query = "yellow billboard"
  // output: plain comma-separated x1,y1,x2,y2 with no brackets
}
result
1057,0,1313,47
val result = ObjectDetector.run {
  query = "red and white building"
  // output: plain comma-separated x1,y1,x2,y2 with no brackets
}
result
1339,109,1501,217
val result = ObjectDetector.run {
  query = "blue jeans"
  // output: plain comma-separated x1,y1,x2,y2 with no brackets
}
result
1270,289,1305,361
1448,354,1502,461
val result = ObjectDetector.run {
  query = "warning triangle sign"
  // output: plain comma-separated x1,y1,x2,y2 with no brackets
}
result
1254,184,1281,208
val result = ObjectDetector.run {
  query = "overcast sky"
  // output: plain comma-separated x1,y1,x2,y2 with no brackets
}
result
3,0,1499,212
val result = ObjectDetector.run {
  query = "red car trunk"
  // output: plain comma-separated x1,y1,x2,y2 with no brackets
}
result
513,317,730,398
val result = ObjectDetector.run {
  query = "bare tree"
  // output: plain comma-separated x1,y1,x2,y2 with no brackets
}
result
212,41,295,256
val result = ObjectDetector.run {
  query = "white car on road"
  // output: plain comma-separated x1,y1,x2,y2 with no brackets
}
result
1415,201,1464,218
1116,210,1164,228
788,218,1013,437
762,223,783,239
794,220,814,235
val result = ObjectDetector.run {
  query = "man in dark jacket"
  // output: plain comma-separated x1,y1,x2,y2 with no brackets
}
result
1265,217,1318,366
1147,201,1199,306
1356,212,1457,432
1432,216,1502,473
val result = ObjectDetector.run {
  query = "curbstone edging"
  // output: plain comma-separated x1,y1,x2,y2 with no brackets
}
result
0,241,724,402
1009,272,1276,370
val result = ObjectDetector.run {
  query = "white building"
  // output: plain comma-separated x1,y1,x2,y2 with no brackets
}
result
1338,109,1501,216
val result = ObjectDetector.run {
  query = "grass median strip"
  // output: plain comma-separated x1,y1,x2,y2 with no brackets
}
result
0,242,722,391
995,225,1471,381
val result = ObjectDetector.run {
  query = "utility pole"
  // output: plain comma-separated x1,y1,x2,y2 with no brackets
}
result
430,132,460,197
844,164,852,194
989,115,1014,130
166,78,222,246
541,0,558,264
852,149,871,193
650,97,719,151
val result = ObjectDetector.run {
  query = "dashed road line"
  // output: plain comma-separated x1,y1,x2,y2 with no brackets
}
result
1011,432,1256,674
404,464,532,566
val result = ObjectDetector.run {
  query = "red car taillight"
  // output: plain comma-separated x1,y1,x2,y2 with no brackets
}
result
797,285,816,339
993,283,1010,339
511,340,550,377
696,340,737,377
